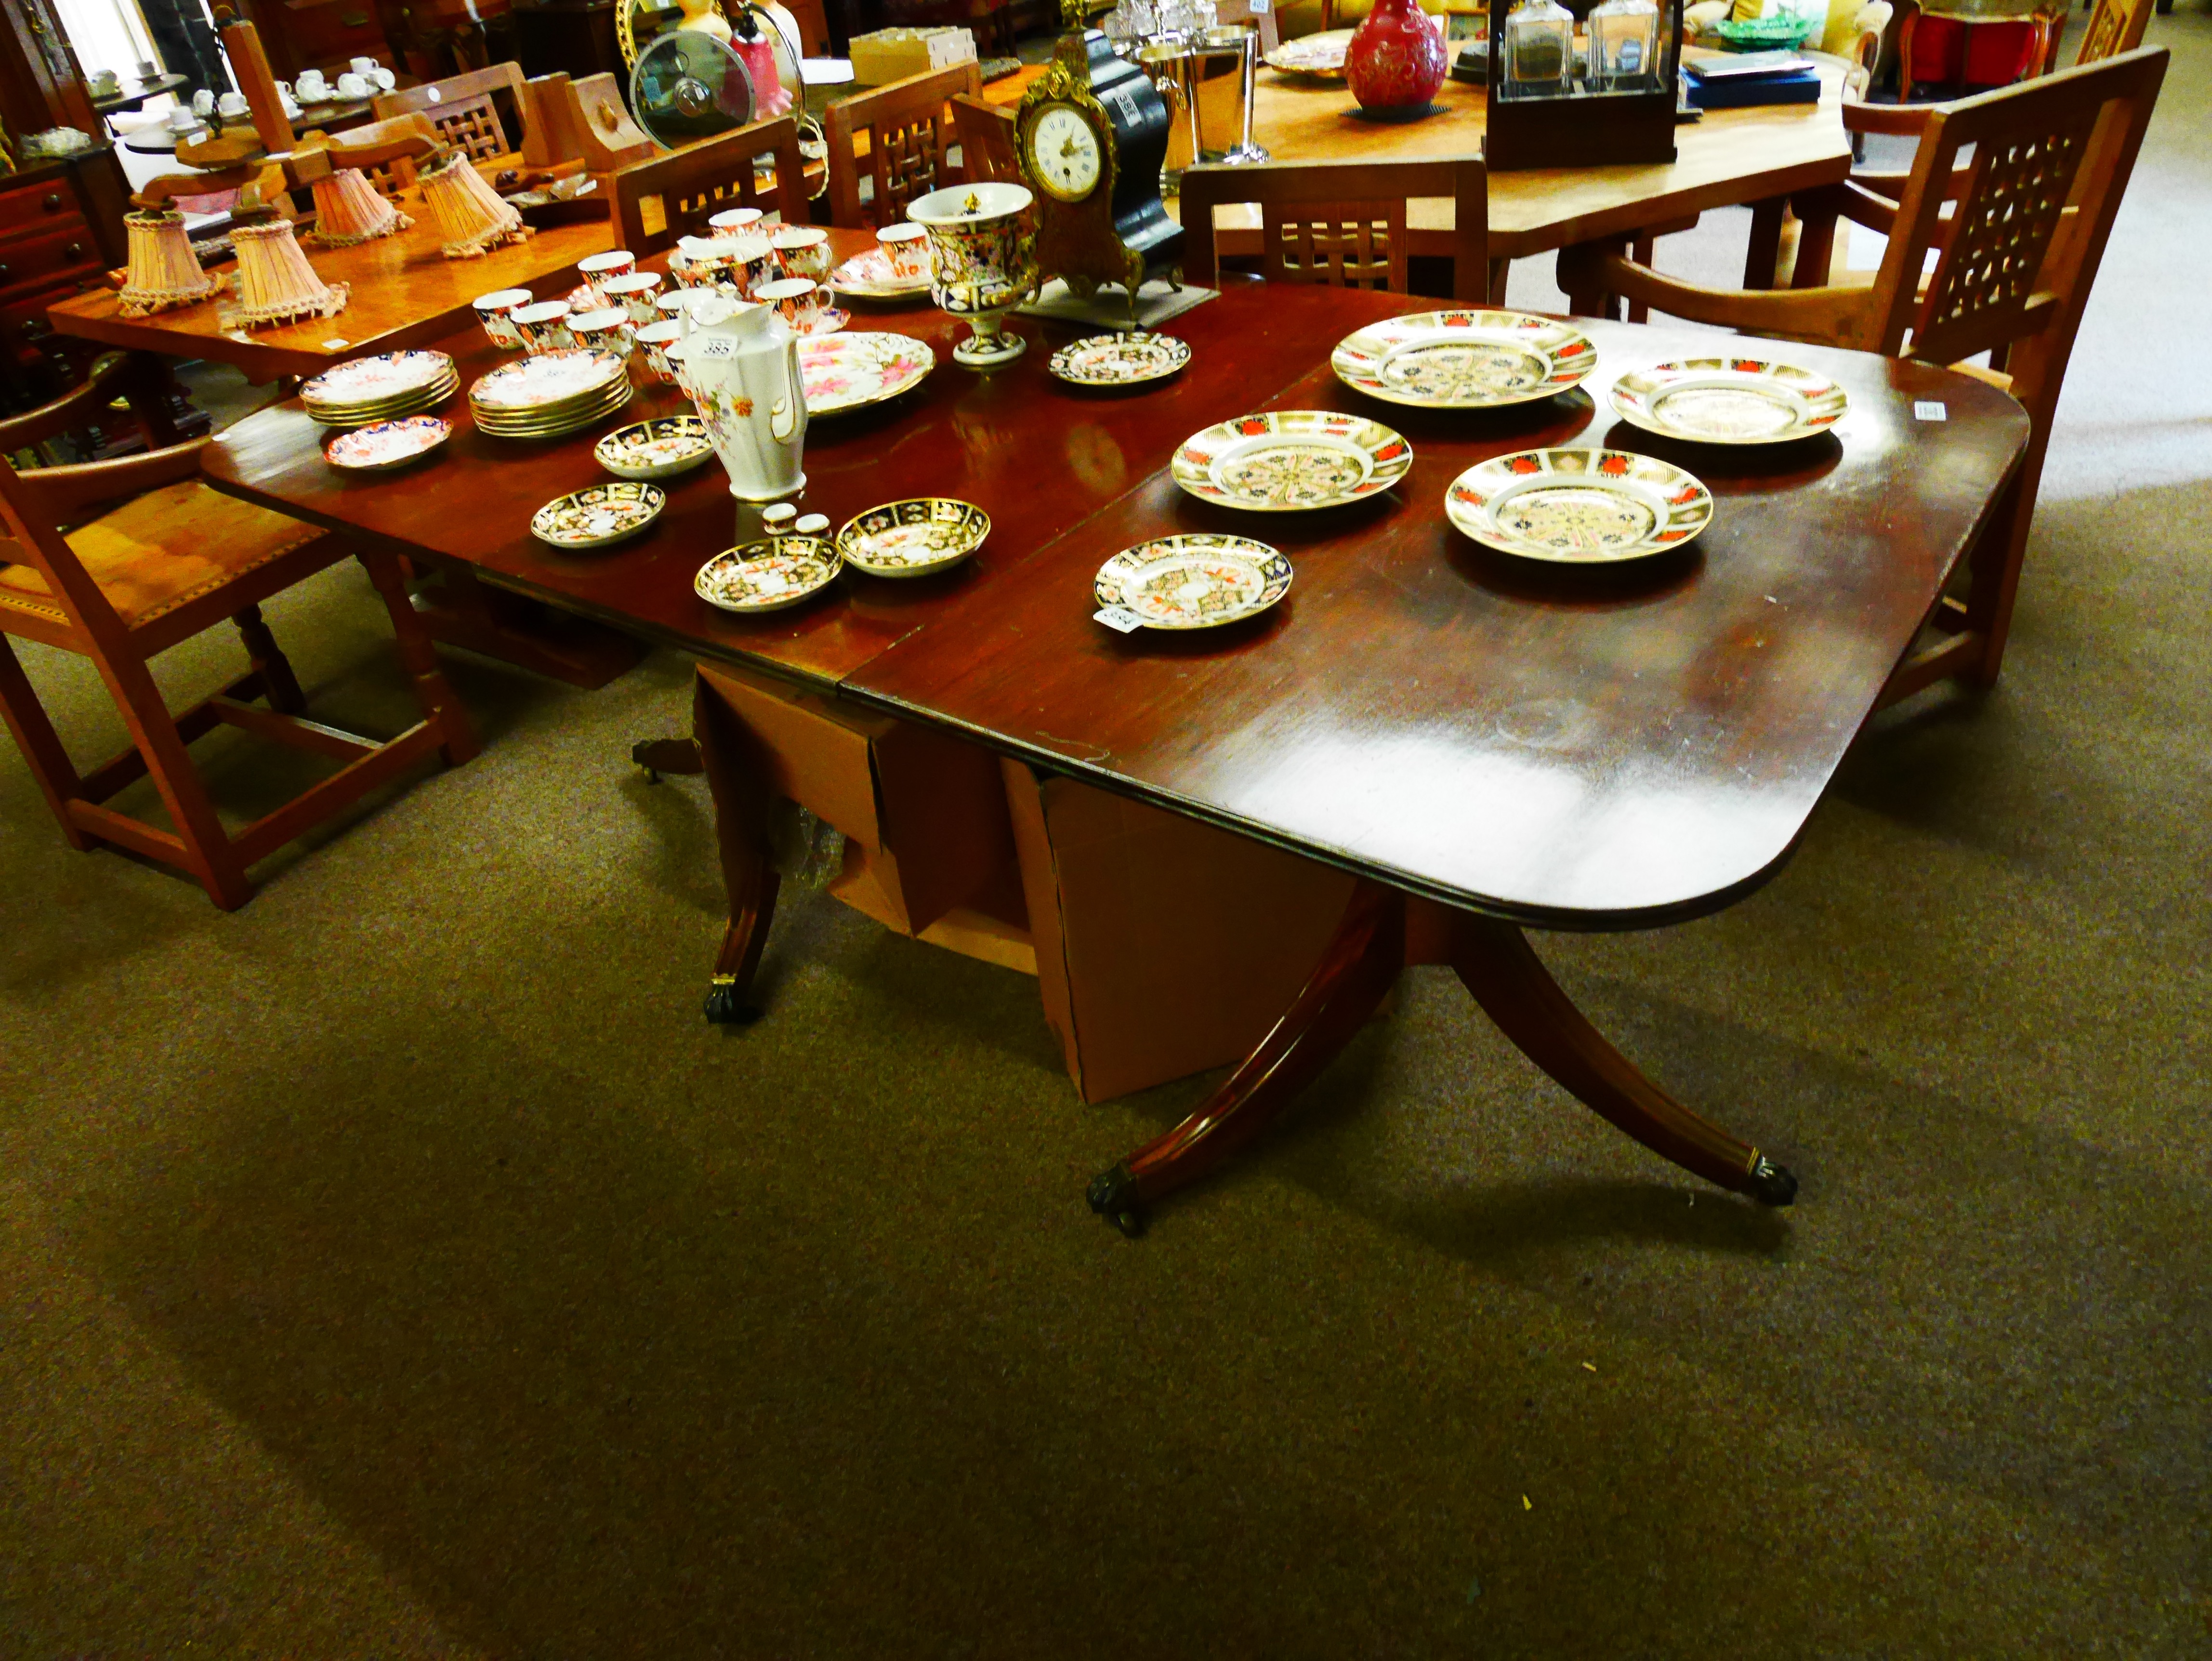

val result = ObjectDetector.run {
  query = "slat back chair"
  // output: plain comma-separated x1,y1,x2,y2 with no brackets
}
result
1179,155,1490,302
1558,48,2168,701
610,114,808,254
2073,0,2157,66
371,62,528,165
949,94,1022,186
0,352,476,910
824,61,985,228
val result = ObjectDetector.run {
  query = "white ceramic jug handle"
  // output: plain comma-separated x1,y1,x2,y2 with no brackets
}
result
771,339,802,440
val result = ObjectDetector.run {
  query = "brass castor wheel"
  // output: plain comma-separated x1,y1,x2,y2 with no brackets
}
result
1748,1155,1798,1207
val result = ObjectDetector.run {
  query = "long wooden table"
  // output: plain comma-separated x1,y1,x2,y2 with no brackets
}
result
200,254,2029,1229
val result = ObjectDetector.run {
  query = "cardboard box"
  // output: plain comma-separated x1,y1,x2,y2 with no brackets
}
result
847,26,978,85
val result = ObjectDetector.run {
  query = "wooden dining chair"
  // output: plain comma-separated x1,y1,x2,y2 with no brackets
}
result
1178,155,1489,302
370,61,528,166
1558,47,2168,703
0,352,477,910
610,114,809,254
823,61,985,228
949,94,1022,186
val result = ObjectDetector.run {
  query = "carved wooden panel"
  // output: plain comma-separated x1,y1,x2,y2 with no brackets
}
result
1260,201,1408,293
1918,124,2091,361
871,114,946,225
426,93,510,163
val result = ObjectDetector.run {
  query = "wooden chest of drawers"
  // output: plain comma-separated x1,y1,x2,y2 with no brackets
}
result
0,149,130,416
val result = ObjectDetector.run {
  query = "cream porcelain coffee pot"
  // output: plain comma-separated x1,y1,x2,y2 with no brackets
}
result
666,296,806,501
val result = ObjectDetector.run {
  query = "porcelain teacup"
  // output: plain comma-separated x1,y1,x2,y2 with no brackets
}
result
755,276,829,334
473,287,533,350
513,299,576,353
772,226,831,281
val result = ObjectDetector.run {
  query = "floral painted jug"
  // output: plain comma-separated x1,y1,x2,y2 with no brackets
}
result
666,296,807,501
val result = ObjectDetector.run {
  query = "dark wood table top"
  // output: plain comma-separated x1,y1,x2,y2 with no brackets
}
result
202,272,2029,927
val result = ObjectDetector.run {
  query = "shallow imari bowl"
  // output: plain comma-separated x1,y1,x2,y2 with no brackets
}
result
1093,535,1292,630
1444,448,1713,564
324,414,452,472
797,331,935,416
529,480,665,551
1607,357,1849,445
1331,310,1596,410
836,498,989,578
695,536,842,614
593,415,713,480
1171,410,1413,512
1048,331,1192,389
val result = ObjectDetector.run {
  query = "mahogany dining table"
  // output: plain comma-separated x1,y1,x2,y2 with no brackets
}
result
199,229,2030,1231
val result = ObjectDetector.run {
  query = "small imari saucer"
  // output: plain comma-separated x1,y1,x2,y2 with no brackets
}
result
1607,357,1848,445
529,481,665,550
1172,410,1413,512
594,415,713,480
324,414,452,471
836,498,989,578
1093,535,1292,629
695,537,842,613
1048,331,1192,388
1444,448,1713,563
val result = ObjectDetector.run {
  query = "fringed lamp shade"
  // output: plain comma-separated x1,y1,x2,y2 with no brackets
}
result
118,210,220,316
419,149,532,260
221,217,349,330
310,167,412,247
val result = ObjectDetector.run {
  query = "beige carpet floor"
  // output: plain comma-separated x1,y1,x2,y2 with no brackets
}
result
4,20,2209,1658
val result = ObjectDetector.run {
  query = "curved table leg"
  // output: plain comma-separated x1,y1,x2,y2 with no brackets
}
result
695,676,781,1026
1086,881,1407,1236
1448,915,1797,1205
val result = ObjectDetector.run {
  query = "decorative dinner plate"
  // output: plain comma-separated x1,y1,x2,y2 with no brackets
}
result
324,414,452,471
799,331,935,415
829,248,933,301
1048,331,1192,388
1171,409,1413,511
1093,535,1292,630
594,415,714,479
530,481,665,550
470,347,626,411
1444,448,1713,563
1607,356,1848,444
696,536,842,613
836,498,989,577
302,349,453,408
1264,28,1355,77
1331,310,1597,409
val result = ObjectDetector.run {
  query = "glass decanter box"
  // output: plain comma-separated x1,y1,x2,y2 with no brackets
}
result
1486,0,1682,170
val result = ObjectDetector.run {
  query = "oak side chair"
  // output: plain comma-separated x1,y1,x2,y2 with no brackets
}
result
0,353,477,910
610,115,809,254
949,94,1022,186
1558,47,2168,704
370,61,529,166
823,61,985,229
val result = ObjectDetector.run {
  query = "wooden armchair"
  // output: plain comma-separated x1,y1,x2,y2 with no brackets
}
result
610,115,809,254
371,62,528,167
949,94,1022,186
1558,47,2168,702
823,61,985,228
0,352,476,909
1179,155,1490,302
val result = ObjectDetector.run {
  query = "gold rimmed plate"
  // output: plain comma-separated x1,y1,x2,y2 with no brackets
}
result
1171,409,1412,512
696,536,842,614
1607,356,1848,445
1048,331,1191,388
836,498,989,578
1444,448,1713,564
1331,310,1596,409
594,415,713,480
1264,28,1354,78
324,414,452,471
798,331,935,415
530,480,664,550
1093,534,1292,630
828,248,933,302
470,347,627,413
302,349,454,409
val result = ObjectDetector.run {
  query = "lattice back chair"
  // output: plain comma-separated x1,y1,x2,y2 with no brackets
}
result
1179,156,1489,301
371,62,528,166
949,94,1022,186
823,60,984,229
2073,0,2157,66
611,115,808,255
1558,48,2169,700
0,351,476,910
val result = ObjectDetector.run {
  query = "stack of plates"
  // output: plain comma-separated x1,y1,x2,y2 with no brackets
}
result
301,350,458,428
469,348,631,439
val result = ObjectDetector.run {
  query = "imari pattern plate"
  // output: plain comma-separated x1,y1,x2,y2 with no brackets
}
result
829,248,933,301
325,414,451,471
594,416,713,480
529,481,665,550
1445,448,1713,564
696,537,842,614
302,349,454,408
1048,331,1192,388
471,348,626,411
836,498,989,578
1171,410,1412,512
1264,28,1354,77
799,332,935,415
1607,357,1848,445
1094,535,1292,630
1331,310,1597,409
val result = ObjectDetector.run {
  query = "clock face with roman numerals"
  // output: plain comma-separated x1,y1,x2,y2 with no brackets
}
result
1027,103,1104,203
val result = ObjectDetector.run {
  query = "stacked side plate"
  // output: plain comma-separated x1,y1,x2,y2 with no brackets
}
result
469,347,632,439
302,350,458,428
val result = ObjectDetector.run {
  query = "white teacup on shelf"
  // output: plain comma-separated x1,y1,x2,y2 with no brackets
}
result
336,72,371,98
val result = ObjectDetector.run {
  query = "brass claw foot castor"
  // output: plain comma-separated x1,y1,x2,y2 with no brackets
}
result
703,975,763,1025
1748,1155,1799,1207
1085,1164,1146,1238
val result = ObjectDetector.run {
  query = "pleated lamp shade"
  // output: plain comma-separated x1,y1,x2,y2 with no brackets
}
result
419,149,531,260
310,167,412,247
118,210,220,316
222,217,350,330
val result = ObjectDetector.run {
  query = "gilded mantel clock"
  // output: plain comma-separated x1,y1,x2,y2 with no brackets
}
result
1014,3,1183,305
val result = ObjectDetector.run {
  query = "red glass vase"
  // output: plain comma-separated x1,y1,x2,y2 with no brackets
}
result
1345,0,1448,115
